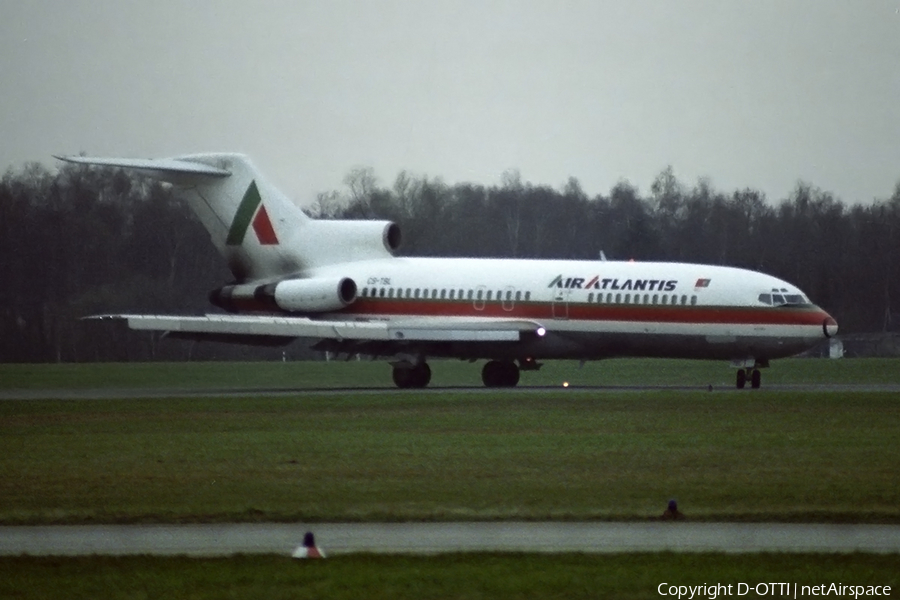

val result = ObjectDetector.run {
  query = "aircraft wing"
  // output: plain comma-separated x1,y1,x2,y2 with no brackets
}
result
86,314,543,343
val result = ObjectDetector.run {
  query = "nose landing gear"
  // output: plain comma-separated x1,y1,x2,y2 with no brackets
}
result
735,368,762,389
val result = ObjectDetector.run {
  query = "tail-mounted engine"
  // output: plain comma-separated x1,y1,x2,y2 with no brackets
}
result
301,220,401,266
210,277,357,313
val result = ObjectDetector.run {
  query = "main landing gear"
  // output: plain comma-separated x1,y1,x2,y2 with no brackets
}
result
391,358,534,389
481,360,520,388
392,362,431,388
735,368,761,389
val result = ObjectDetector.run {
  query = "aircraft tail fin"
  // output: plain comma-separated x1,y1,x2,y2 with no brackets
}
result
57,153,400,284
56,153,311,282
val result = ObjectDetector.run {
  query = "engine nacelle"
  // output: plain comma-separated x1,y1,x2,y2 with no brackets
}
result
261,277,357,313
301,220,401,266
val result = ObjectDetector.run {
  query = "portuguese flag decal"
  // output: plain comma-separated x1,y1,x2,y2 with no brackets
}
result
226,180,279,246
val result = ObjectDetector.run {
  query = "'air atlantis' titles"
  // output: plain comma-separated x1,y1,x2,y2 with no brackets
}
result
548,275,678,292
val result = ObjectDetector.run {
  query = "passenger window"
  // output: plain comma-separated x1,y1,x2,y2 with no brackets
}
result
379,288,386,298
486,291,493,300
624,293,631,304
691,295,697,305
671,295,678,305
515,291,522,301
388,288,395,298
615,293,621,303
414,288,420,299
361,288,368,297
406,288,411,298
449,289,455,299
477,290,483,300
681,295,687,305
525,291,531,301
653,294,658,304
506,291,512,301
440,289,446,299
661,294,668,304
458,289,464,298
643,294,649,304
607,293,613,303
468,290,474,300
588,292,594,303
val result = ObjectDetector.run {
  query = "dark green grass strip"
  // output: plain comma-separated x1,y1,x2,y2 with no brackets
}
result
0,553,897,600
1,391,898,524
2,357,899,390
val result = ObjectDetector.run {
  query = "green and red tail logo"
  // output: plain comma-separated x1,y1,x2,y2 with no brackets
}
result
226,180,279,246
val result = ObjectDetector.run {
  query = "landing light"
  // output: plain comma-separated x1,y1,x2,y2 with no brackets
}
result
536,326,546,337
563,381,569,388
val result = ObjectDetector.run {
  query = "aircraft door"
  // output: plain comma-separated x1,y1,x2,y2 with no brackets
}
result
502,286,515,312
552,288,569,319
474,285,486,311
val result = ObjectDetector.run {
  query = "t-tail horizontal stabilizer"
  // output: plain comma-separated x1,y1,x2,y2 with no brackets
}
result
54,155,231,183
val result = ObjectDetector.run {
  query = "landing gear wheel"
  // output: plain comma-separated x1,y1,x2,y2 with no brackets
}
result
750,369,761,389
481,360,520,387
736,369,746,389
481,361,498,387
411,363,431,388
392,363,431,388
393,366,413,388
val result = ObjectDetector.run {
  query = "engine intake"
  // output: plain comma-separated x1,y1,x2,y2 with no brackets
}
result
301,220,401,267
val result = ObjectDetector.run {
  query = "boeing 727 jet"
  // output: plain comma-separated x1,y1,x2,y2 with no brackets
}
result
56,153,838,389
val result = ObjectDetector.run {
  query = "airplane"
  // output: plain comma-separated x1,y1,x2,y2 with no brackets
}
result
56,153,838,389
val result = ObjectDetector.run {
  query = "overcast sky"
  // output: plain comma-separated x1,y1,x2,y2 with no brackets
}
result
2,1,899,206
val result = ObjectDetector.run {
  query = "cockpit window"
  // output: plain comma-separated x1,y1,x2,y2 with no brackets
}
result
760,291,810,306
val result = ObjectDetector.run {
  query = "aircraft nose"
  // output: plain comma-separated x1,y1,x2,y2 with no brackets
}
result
823,314,839,338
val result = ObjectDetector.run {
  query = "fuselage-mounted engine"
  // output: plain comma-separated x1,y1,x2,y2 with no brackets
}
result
209,277,357,314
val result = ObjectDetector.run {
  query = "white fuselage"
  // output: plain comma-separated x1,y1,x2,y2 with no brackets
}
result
307,257,836,362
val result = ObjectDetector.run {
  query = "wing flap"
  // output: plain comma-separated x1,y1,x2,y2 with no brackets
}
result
87,314,540,343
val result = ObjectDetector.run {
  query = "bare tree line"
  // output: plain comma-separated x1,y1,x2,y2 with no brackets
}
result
1,161,898,362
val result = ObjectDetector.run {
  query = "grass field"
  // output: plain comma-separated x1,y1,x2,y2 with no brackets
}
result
1,384,897,523
2,359,898,595
2,357,900,390
1,553,897,600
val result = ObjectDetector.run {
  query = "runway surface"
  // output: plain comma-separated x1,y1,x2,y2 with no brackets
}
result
2,523,900,556
3,383,900,400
